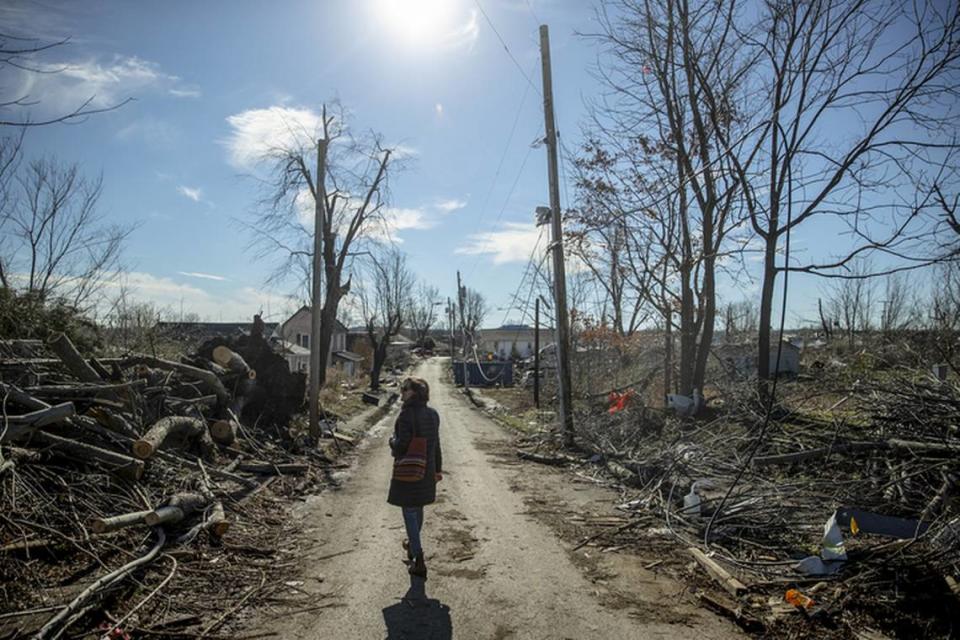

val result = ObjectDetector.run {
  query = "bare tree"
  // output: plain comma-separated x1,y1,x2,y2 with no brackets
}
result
696,0,960,383
930,261,960,333
722,299,759,340
1,32,131,127
356,249,414,391
879,273,918,336
577,0,751,397
407,282,440,346
245,103,396,390
0,155,131,310
824,262,877,348
461,287,487,343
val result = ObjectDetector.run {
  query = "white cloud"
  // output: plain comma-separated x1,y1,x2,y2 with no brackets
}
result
456,222,541,264
391,143,420,159
224,106,323,170
16,55,197,118
366,207,434,243
435,198,467,213
178,271,228,281
435,103,444,116
168,87,201,98
177,186,203,202
100,271,297,321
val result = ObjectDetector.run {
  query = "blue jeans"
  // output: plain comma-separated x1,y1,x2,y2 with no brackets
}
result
402,506,424,557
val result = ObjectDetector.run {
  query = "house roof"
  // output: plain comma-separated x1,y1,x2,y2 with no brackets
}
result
156,321,278,336
279,306,348,334
333,350,364,362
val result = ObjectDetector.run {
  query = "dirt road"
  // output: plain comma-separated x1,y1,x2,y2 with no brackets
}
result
259,359,743,639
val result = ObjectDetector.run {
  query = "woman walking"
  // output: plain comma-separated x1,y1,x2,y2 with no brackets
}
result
388,376,443,581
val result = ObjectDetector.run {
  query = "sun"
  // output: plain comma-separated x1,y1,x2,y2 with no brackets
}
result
375,0,459,46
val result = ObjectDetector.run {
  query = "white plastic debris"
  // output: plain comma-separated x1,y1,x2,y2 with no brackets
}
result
821,512,848,561
795,555,843,576
681,479,713,516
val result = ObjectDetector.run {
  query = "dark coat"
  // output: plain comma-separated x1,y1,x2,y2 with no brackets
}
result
387,400,442,508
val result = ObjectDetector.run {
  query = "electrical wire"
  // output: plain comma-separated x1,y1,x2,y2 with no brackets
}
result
474,0,542,97
465,70,535,278
467,142,537,276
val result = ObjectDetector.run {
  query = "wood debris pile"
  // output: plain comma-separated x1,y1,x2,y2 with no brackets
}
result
0,327,341,639
537,375,960,637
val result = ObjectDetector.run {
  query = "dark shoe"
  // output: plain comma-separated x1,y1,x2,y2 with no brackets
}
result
409,552,427,580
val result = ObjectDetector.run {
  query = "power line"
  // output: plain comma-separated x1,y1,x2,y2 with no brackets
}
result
467,141,537,276
474,0,542,97
464,71,534,275
499,226,546,327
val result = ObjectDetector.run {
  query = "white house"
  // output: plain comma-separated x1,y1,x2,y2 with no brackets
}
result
477,325,553,360
273,307,361,376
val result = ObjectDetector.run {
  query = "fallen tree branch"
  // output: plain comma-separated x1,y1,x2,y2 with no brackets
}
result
33,527,166,640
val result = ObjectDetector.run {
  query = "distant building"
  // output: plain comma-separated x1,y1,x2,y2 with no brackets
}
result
155,320,278,343
477,324,554,360
719,340,801,377
274,307,360,375
346,327,416,358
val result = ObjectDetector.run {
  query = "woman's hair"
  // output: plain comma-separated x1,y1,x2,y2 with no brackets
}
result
402,376,430,403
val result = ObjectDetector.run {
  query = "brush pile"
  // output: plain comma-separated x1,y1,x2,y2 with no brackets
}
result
555,375,960,637
0,324,341,640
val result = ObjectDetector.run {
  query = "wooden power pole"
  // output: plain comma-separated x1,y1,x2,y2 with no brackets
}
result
308,138,329,440
457,271,469,393
539,24,575,446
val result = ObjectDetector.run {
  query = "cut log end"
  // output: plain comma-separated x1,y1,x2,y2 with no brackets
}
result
132,439,155,460
210,419,238,445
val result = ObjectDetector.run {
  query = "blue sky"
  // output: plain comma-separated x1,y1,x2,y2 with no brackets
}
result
2,0,939,328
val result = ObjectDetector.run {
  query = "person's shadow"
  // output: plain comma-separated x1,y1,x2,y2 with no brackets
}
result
382,577,453,639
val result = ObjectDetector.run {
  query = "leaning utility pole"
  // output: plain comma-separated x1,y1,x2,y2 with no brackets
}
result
539,24,574,446
457,271,469,393
308,139,329,439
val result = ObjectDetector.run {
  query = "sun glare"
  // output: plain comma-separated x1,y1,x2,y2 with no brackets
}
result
376,0,460,46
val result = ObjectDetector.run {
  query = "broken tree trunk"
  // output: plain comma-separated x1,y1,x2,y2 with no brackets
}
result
91,510,153,534
47,332,103,383
144,492,210,526
121,356,229,408
517,450,576,466
0,402,76,442
688,547,748,597
30,431,144,480
213,345,256,379
210,419,238,446
88,407,140,439
133,416,214,460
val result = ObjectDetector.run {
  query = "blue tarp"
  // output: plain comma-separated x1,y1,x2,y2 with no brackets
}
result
452,360,514,387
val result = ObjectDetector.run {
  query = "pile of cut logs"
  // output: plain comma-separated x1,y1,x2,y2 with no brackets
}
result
0,326,331,639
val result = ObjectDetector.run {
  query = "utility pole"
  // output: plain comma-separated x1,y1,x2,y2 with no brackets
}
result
446,297,454,358
539,24,575,446
534,296,540,409
308,138,329,440
457,271,469,393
